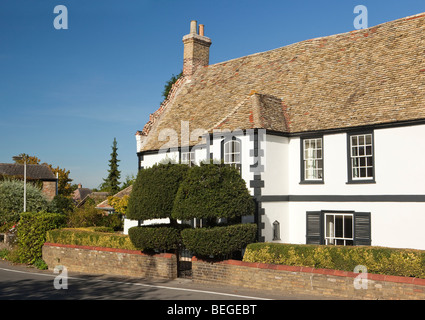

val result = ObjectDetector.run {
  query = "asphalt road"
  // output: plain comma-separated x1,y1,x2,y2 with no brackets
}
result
0,259,320,301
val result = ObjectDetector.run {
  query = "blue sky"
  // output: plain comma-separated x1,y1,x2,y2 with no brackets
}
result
0,0,423,189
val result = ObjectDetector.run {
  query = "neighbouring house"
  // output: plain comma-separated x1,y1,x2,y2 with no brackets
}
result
127,13,425,251
73,184,109,207
0,163,58,201
96,185,133,214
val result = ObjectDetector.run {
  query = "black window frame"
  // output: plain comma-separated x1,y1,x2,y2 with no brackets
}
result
346,131,376,184
300,135,324,184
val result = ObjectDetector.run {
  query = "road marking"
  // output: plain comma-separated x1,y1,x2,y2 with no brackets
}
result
0,267,271,300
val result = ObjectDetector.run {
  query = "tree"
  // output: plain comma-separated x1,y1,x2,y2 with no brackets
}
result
47,165,73,197
172,162,256,223
126,163,189,252
161,71,182,101
101,138,121,194
173,163,257,259
13,153,41,165
126,163,188,222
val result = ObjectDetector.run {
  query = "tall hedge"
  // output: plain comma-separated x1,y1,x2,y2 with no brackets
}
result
172,163,255,221
17,212,66,264
126,163,189,221
243,243,425,279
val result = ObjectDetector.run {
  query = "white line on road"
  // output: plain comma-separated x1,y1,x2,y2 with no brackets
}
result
0,267,271,300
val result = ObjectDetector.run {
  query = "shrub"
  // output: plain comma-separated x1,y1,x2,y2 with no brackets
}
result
128,224,190,252
46,228,136,250
172,163,255,221
48,195,74,215
0,211,20,233
243,243,425,279
181,224,257,259
67,203,104,228
0,180,48,214
126,163,189,221
17,212,66,264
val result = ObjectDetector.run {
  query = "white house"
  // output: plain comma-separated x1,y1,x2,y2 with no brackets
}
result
126,14,425,251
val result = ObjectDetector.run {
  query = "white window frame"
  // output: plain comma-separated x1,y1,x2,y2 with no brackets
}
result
223,139,241,172
350,133,373,180
303,138,323,181
324,213,354,246
181,150,196,167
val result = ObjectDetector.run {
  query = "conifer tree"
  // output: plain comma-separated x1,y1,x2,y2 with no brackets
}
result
102,138,121,194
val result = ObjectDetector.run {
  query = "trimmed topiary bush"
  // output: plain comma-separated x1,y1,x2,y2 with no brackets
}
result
172,163,255,222
128,224,190,252
181,224,257,259
126,163,189,221
17,212,66,264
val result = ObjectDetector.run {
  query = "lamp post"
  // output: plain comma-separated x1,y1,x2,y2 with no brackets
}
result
12,156,26,212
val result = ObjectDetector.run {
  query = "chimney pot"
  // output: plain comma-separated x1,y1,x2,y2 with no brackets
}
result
190,20,197,34
199,24,205,36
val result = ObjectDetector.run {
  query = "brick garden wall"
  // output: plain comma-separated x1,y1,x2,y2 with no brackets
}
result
192,257,425,300
42,243,177,280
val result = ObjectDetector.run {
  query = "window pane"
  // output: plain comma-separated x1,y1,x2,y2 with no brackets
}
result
334,216,343,238
351,136,358,146
325,215,334,238
367,167,373,177
366,146,372,155
366,134,372,145
344,215,353,238
317,139,322,148
359,135,365,145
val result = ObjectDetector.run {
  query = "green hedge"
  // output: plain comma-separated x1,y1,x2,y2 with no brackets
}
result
243,243,425,279
128,224,190,252
172,163,255,221
126,163,189,221
46,228,137,250
17,212,66,264
181,223,257,258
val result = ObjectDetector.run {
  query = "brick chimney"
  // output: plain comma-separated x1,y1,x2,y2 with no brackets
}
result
182,20,212,77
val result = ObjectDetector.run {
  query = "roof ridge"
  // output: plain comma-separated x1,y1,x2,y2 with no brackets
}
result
206,11,425,69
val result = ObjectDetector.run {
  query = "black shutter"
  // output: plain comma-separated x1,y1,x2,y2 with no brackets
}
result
306,211,323,244
354,212,371,246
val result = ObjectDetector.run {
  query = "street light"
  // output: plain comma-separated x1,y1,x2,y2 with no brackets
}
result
12,156,26,212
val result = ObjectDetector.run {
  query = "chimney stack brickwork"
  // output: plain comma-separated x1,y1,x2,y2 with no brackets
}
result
182,20,212,77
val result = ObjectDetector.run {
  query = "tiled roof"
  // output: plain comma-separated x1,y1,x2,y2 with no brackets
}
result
0,163,56,180
138,13,425,152
96,185,133,210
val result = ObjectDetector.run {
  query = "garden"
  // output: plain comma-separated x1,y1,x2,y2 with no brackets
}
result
0,179,124,269
2,162,425,281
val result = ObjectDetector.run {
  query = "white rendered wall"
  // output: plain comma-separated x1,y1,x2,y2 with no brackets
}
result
260,124,425,250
